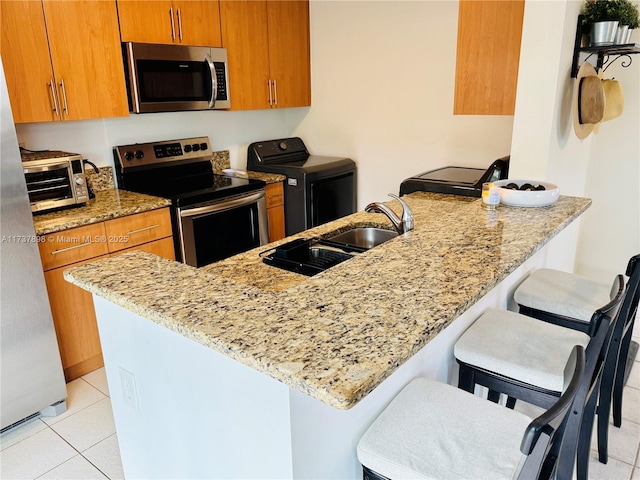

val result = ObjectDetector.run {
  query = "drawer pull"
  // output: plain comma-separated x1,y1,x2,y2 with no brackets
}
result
268,194,283,199
51,241,93,255
126,224,159,236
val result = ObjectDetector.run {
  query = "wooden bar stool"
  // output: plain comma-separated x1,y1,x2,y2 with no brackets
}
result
454,275,624,480
514,255,640,463
357,346,586,480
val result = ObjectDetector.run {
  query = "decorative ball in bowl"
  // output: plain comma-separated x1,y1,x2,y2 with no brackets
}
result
492,180,560,207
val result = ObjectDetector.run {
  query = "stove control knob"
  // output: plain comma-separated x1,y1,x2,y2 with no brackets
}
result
279,142,287,150
124,151,134,161
184,144,192,153
192,143,201,152
200,142,208,151
135,150,144,159
75,177,85,185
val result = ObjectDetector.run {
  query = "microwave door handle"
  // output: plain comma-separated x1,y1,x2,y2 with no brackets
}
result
205,54,216,109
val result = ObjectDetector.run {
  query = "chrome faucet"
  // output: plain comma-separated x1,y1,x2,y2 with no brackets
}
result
365,194,414,234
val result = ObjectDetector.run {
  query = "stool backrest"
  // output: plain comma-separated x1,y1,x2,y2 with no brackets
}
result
519,272,625,480
586,274,625,336
517,345,586,480
621,255,640,340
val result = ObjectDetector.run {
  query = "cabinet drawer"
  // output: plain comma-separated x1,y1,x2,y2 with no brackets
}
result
265,182,284,208
38,223,109,271
104,208,173,253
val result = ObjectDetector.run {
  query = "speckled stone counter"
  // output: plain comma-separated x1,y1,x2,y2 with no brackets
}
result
65,192,590,410
33,189,171,235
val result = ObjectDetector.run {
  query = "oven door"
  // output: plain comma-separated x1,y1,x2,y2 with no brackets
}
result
23,162,76,213
177,190,268,268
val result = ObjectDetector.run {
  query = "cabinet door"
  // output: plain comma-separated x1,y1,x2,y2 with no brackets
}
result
174,0,222,47
104,208,173,253
266,0,310,108
44,256,108,381
266,182,285,242
0,1,58,123
454,0,524,115
42,0,129,121
117,0,175,44
114,236,176,261
220,0,271,110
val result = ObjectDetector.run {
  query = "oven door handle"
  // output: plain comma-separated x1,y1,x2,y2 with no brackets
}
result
205,54,216,109
23,162,71,174
179,190,265,218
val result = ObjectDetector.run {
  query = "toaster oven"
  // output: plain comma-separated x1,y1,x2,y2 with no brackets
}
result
21,150,89,214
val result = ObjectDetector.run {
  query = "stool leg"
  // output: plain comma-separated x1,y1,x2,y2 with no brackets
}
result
577,385,598,480
457,364,476,394
487,389,501,403
613,329,634,427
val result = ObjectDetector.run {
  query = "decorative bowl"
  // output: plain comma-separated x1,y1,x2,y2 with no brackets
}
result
492,179,560,207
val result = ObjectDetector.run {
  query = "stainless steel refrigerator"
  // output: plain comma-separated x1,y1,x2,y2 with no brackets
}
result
1,60,67,430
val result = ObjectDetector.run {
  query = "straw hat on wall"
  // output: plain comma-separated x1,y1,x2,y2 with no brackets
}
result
573,62,605,139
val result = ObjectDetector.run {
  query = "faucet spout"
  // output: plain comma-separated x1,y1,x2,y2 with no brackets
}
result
365,194,414,234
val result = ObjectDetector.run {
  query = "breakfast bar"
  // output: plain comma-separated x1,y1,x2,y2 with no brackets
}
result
65,192,591,479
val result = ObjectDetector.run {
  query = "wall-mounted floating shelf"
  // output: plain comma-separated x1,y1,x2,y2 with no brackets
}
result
571,15,640,78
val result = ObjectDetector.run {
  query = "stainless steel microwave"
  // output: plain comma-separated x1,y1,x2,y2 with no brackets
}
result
123,42,230,113
21,151,88,214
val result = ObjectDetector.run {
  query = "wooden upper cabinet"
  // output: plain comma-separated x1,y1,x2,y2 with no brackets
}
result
266,0,310,109
0,1,59,123
1,0,129,123
454,0,524,115
117,0,222,47
220,0,310,110
220,0,270,110
43,0,129,121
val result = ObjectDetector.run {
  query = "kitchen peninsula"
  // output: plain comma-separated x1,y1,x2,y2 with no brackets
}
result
65,192,591,479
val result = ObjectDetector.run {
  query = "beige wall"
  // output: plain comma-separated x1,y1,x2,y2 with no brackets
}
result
295,0,514,208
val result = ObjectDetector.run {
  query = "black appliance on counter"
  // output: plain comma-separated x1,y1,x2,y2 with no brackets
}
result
399,156,510,198
247,137,357,236
114,137,267,268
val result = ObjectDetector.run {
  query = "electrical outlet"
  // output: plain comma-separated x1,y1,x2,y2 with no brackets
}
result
119,367,139,411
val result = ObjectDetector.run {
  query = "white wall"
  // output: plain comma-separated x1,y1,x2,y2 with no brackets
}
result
14,0,639,280
15,108,308,170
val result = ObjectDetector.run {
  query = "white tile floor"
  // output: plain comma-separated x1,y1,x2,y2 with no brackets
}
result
1,328,640,479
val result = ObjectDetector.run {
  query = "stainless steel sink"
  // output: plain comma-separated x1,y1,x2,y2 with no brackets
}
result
323,227,398,251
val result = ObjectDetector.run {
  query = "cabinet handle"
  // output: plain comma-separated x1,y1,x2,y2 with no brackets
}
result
273,79,278,107
268,193,283,200
49,79,60,117
169,7,176,41
59,79,69,116
126,224,159,236
267,79,273,106
177,8,183,42
51,241,93,255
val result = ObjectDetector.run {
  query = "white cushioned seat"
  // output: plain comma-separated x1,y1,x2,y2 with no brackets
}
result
514,268,612,323
454,309,589,391
357,377,531,480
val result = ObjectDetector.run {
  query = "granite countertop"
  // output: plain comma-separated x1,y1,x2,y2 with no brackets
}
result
33,189,171,236
65,192,591,409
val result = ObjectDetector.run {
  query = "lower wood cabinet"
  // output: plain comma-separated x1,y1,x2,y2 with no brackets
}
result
265,182,285,242
38,207,174,381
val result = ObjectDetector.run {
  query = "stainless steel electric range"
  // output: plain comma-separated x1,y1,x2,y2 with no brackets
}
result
114,137,267,268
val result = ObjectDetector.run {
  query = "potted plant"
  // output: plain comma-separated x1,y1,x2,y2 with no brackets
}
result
582,0,620,45
617,0,639,43
616,0,640,43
